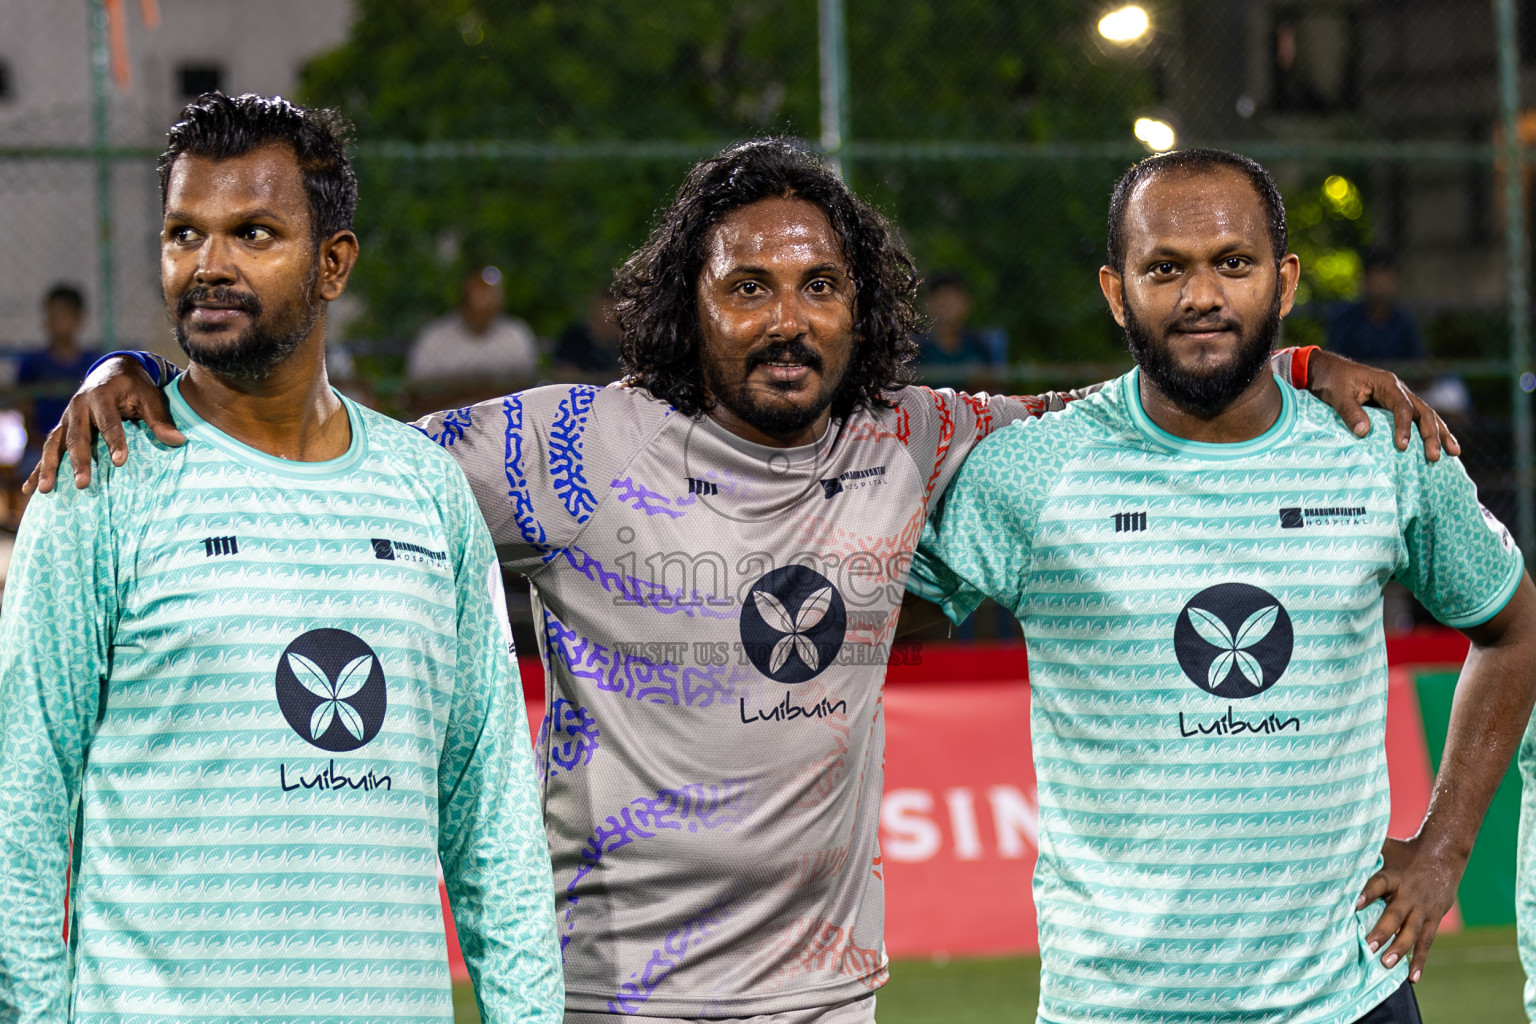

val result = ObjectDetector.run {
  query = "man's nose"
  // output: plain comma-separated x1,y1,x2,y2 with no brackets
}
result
194,236,238,286
767,292,809,338
1180,267,1224,314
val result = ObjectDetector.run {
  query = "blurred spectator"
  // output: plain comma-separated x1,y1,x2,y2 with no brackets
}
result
914,271,1003,389
406,266,539,392
16,284,96,479
1325,251,1425,361
553,288,621,381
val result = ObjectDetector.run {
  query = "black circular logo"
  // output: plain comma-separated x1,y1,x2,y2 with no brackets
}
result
275,628,388,751
1174,583,1293,699
740,566,847,684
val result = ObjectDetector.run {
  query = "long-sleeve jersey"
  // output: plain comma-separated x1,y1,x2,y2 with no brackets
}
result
0,380,562,1023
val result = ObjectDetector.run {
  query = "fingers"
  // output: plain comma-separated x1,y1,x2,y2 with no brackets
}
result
138,393,186,448
63,409,98,490
1356,869,1396,910
1341,395,1371,438
1408,916,1440,983
1390,381,1415,452
1377,905,1422,971
1364,892,1408,957
21,425,68,495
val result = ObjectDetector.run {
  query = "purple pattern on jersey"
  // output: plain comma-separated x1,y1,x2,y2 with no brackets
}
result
609,898,739,1014
544,610,750,707
610,475,695,519
550,386,600,524
539,698,601,777
503,395,551,554
554,544,736,620
424,406,474,447
561,781,752,952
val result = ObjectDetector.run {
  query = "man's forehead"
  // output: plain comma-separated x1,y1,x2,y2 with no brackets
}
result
1123,166,1268,251
165,144,306,207
704,197,845,265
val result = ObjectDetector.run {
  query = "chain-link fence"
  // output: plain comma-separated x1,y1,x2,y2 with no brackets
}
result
1,0,1532,566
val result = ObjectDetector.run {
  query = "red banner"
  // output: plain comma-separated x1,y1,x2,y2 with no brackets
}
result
443,633,1469,976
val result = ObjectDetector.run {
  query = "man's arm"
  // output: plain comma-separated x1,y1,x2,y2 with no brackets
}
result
26,348,1457,494
1356,574,1536,983
0,471,114,1020
437,497,562,1023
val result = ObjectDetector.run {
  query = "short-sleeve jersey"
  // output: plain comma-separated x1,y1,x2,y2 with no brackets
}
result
415,381,1069,1017
908,370,1523,1024
0,380,561,1024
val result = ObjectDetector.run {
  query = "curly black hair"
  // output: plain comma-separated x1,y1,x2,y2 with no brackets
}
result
159,92,357,247
613,138,921,418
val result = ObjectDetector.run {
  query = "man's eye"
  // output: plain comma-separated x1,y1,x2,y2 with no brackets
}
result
242,226,273,242
1152,262,1177,275
808,279,831,293
169,227,198,244
737,281,761,295
1223,257,1249,270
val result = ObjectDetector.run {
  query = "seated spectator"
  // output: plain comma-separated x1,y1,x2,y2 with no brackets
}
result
552,288,621,381
1325,251,1424,361
16,284,97,478
406,266,539,396
914,271,1001,389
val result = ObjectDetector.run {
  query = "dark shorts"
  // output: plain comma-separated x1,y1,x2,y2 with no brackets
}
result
1353,981,1422,1024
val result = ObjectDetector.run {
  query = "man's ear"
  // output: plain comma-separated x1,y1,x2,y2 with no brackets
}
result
1277,253,1302,317
317,230,360,303
1099,265,1127,328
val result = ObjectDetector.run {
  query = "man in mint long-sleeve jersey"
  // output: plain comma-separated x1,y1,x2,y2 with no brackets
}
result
0,93,561,1023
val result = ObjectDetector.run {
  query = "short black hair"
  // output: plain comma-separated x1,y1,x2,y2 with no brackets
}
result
1363,248,1397,272
614,137,921,418
158,92,357,245
44,283,85,313
1106,148,1288,272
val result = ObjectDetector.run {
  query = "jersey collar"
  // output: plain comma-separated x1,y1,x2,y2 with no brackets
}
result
167,376,369,479
1123,366,1295,461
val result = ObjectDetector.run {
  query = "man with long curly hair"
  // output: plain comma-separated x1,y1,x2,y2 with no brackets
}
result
37,136,1452,1024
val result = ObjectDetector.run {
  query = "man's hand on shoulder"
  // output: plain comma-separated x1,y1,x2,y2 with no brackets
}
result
1304,348,1458,462
23,355,184,494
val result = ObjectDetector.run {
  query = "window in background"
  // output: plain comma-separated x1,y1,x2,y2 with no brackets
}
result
177,64,222,99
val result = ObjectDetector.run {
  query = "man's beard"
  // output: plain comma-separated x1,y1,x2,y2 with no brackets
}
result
171,267,321,381
708,338,847,437
1124,290,1281,418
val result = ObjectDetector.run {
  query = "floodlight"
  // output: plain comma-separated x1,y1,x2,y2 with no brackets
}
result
1134,117,1176,152
1098,6,1151,44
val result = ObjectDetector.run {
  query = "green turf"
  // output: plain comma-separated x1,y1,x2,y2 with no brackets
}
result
451,925,1528,1022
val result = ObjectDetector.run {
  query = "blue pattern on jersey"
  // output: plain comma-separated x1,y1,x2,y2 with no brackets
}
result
426,406,475,447
540,698,602,778
550,386,599,524
608,898,739,1015
503,395,550,554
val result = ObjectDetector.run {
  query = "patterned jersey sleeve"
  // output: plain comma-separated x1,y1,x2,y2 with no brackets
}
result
906,422,1041,625
414,384,644,576
1387,415,1525,628
0,444,117,1021
434,471,562,1023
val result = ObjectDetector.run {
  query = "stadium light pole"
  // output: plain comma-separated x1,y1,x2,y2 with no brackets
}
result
88,0,117,348
1496,0,1535,559
819,0,850,179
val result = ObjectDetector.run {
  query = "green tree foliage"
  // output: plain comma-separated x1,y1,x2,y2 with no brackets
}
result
302,0,1158,370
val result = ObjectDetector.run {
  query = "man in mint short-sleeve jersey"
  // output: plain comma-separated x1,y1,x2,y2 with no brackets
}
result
910,149,1536,1024
0,94,561,1023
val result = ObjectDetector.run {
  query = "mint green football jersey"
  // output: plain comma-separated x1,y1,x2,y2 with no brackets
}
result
0,380,561,1023
909,370,1522,1024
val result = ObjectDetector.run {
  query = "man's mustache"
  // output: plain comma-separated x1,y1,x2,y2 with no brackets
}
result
177,285,262,320
746,341,824,373
1168,314,1242,335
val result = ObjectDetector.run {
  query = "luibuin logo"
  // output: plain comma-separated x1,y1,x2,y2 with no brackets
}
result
1173,583,1293,699
740,566,847,684
275,628,388,751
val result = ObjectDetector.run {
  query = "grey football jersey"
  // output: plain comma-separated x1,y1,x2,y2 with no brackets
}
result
415,383,1056,1017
